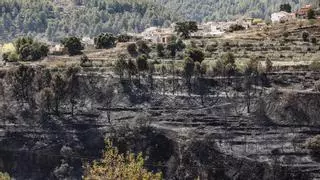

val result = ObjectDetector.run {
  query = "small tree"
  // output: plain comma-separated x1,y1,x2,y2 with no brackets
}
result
80,55,92,67
94,33,117,49
84,141,162,180
117,34,131,43
302,31,310,42
114,55,128,80
184,57,195,95
186,48,205,63
280,4,292,13
136,40,151,55
175,21,198,39
308,9,316,19
127,43,138,57
61,37,83,56
156,43,165,57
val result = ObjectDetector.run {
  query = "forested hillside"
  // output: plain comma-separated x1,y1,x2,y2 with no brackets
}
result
155,0,317,22
0,0,318,42
0,0,179,42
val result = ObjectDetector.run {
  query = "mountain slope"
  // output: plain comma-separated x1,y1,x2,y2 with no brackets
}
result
155,0,317,22
0,0,180,42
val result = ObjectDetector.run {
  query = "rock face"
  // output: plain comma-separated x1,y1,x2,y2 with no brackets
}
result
0,73,320,180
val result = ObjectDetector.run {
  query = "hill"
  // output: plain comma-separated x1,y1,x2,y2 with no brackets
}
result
0,0,180,42
155,0,318,22
0,0,318,42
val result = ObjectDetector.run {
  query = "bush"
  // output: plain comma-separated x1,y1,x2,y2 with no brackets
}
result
136,54,148,72
117,34,132,42
302,31,309,42
80,55,92,67
8,52,19,62
307,9,316,19
283,31,289,38
61,37,84,56
185,48,205,63
136,40,151,55
14,37,49,61
94,33,117,49
84,141,162,180
127,43,138,57
228,24,245,32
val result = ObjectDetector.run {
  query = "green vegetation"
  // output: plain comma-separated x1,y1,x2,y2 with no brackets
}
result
280,4,292,13
3,37,48,62
0,0,178,42
308,9,316,19
61,37,83,56
84,140,162,180
174,21,198,39
94,33,116,49
0,172,10,180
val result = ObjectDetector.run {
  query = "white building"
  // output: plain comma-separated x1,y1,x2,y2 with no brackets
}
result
271,11,296,23
141,27,174,44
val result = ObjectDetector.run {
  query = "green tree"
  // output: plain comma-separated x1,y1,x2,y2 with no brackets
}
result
174,21,198,39
127,43,138,57
61,37,83,56
84,141,162,180
156,44,165,57
308,9,316,19
94,33,117,49
280,4,291,13
185,48,205,63
136,40,151,55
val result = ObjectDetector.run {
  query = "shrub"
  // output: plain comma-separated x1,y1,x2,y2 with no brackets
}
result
127,43,138,56
302,31,309,42
84,140,162,180
14,37,49,61
136,54,148,72
136,40,151,55
8,52,19,62
117,34,131,42
185,48,205,63
228,24,245,32
61,37,84,56
283,31,289,38
307,9,316,19
94,33,117,49
80,55,92,67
